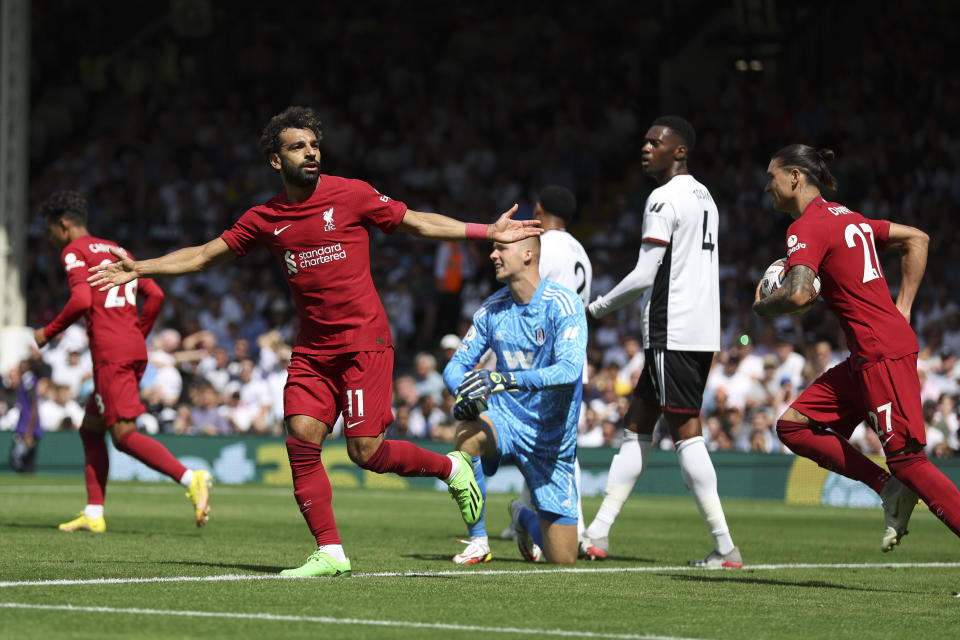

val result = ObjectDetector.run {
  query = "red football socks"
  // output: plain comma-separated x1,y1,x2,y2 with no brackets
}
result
79,427,109,505
286,436,340,546
888,452,960,538
113,430,188,482
776,420,890,493
359,439,453,478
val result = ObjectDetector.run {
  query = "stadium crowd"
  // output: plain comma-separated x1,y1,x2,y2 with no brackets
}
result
3,3,960,460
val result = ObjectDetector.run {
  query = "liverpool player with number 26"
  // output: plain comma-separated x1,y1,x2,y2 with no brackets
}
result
36,191,213,534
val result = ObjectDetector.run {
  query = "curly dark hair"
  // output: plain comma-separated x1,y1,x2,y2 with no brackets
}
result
39,190,88,226
259,106,323,160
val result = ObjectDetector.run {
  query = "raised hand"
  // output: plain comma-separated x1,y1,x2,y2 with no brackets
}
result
488,204,543,243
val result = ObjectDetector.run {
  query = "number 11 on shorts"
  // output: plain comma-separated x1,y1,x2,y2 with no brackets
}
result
346,389,365,418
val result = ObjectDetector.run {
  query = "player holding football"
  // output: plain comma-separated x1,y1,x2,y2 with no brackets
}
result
446,235,588,565
36,191,212,533
754,144,960,549
452,185,593,565
88,106,542,577
580,116,742,568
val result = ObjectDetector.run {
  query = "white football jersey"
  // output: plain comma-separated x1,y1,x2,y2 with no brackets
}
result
539,229,592,307
638,174,720,352
539,228,592,383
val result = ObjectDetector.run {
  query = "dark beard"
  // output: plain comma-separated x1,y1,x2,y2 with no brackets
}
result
282,160,319,188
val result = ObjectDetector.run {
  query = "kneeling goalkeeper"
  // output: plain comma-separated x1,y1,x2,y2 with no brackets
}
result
444,236,587,565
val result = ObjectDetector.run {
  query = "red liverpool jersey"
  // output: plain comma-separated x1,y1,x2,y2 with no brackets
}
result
220,175,407,355
43,236,163,363
784,196,917,362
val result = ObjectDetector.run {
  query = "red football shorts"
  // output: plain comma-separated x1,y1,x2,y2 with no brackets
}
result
791,354,925,454
85,360,147,427
284,348,395,437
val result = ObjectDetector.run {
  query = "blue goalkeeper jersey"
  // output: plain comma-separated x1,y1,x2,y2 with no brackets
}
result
444,279,587,455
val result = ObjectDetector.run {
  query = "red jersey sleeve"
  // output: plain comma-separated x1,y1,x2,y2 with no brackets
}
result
43,281,90,340
784,217,827,275
220,209,262,257
864,218,891,251
353,181,407,234
43,247,93,340
138,278,165,337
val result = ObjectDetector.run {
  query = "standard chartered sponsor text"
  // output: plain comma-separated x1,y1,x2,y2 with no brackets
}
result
296,243,347,267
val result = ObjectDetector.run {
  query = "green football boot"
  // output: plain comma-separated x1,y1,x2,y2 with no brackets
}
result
280,550,352,578
446,450,484,526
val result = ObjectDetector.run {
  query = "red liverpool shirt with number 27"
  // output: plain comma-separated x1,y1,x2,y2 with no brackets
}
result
784,196,917,363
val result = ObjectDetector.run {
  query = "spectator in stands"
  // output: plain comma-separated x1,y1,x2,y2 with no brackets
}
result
412,352,445,404
407,394,446,440
223,359,273,435
180,382,232,436
438,334,462,369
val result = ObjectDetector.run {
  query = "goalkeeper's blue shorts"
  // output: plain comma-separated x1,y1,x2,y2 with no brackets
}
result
481,409,578,522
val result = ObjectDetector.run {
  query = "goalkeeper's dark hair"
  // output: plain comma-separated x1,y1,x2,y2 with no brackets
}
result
537,185,577,223
653,115,696,154
771,144,838,191
39,190,88,226
260,106,323,159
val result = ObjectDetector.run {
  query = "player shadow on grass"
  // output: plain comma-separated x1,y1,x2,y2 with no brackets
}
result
3,522,215,538
404,552,550,564
157,560,288,574
3,522,67,531
404,552,654,563
663,573,917,595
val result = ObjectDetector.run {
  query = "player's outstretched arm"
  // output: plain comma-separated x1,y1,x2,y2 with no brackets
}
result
396,205,542,243
88,238,236,291
588,242,666,318
753,265,818,317
884,222,929,324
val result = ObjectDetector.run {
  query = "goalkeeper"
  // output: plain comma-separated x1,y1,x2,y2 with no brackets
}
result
443,236,587,565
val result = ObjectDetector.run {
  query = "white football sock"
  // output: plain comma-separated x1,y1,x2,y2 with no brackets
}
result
179,469,194,488
318,544,347,562
676,435,735,555
445,453,461,483
585,431,650,539
84,504,104,519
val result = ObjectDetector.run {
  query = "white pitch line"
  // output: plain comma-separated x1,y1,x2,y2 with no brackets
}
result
2,562,959,589
0,602,705,640
356,561,960,577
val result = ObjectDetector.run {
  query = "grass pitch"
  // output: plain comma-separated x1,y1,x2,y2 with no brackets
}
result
1,474,958,639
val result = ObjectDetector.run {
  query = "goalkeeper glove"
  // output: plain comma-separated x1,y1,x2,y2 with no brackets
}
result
456,370,519,400
453,394,487,421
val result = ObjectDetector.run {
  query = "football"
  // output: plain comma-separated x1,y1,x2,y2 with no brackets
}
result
760,258,821,300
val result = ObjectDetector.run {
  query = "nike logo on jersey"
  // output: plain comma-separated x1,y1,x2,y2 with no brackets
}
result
346,420,365,429
274,224,292,235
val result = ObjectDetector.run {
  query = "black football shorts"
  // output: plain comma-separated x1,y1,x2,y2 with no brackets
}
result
634,348,713,415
